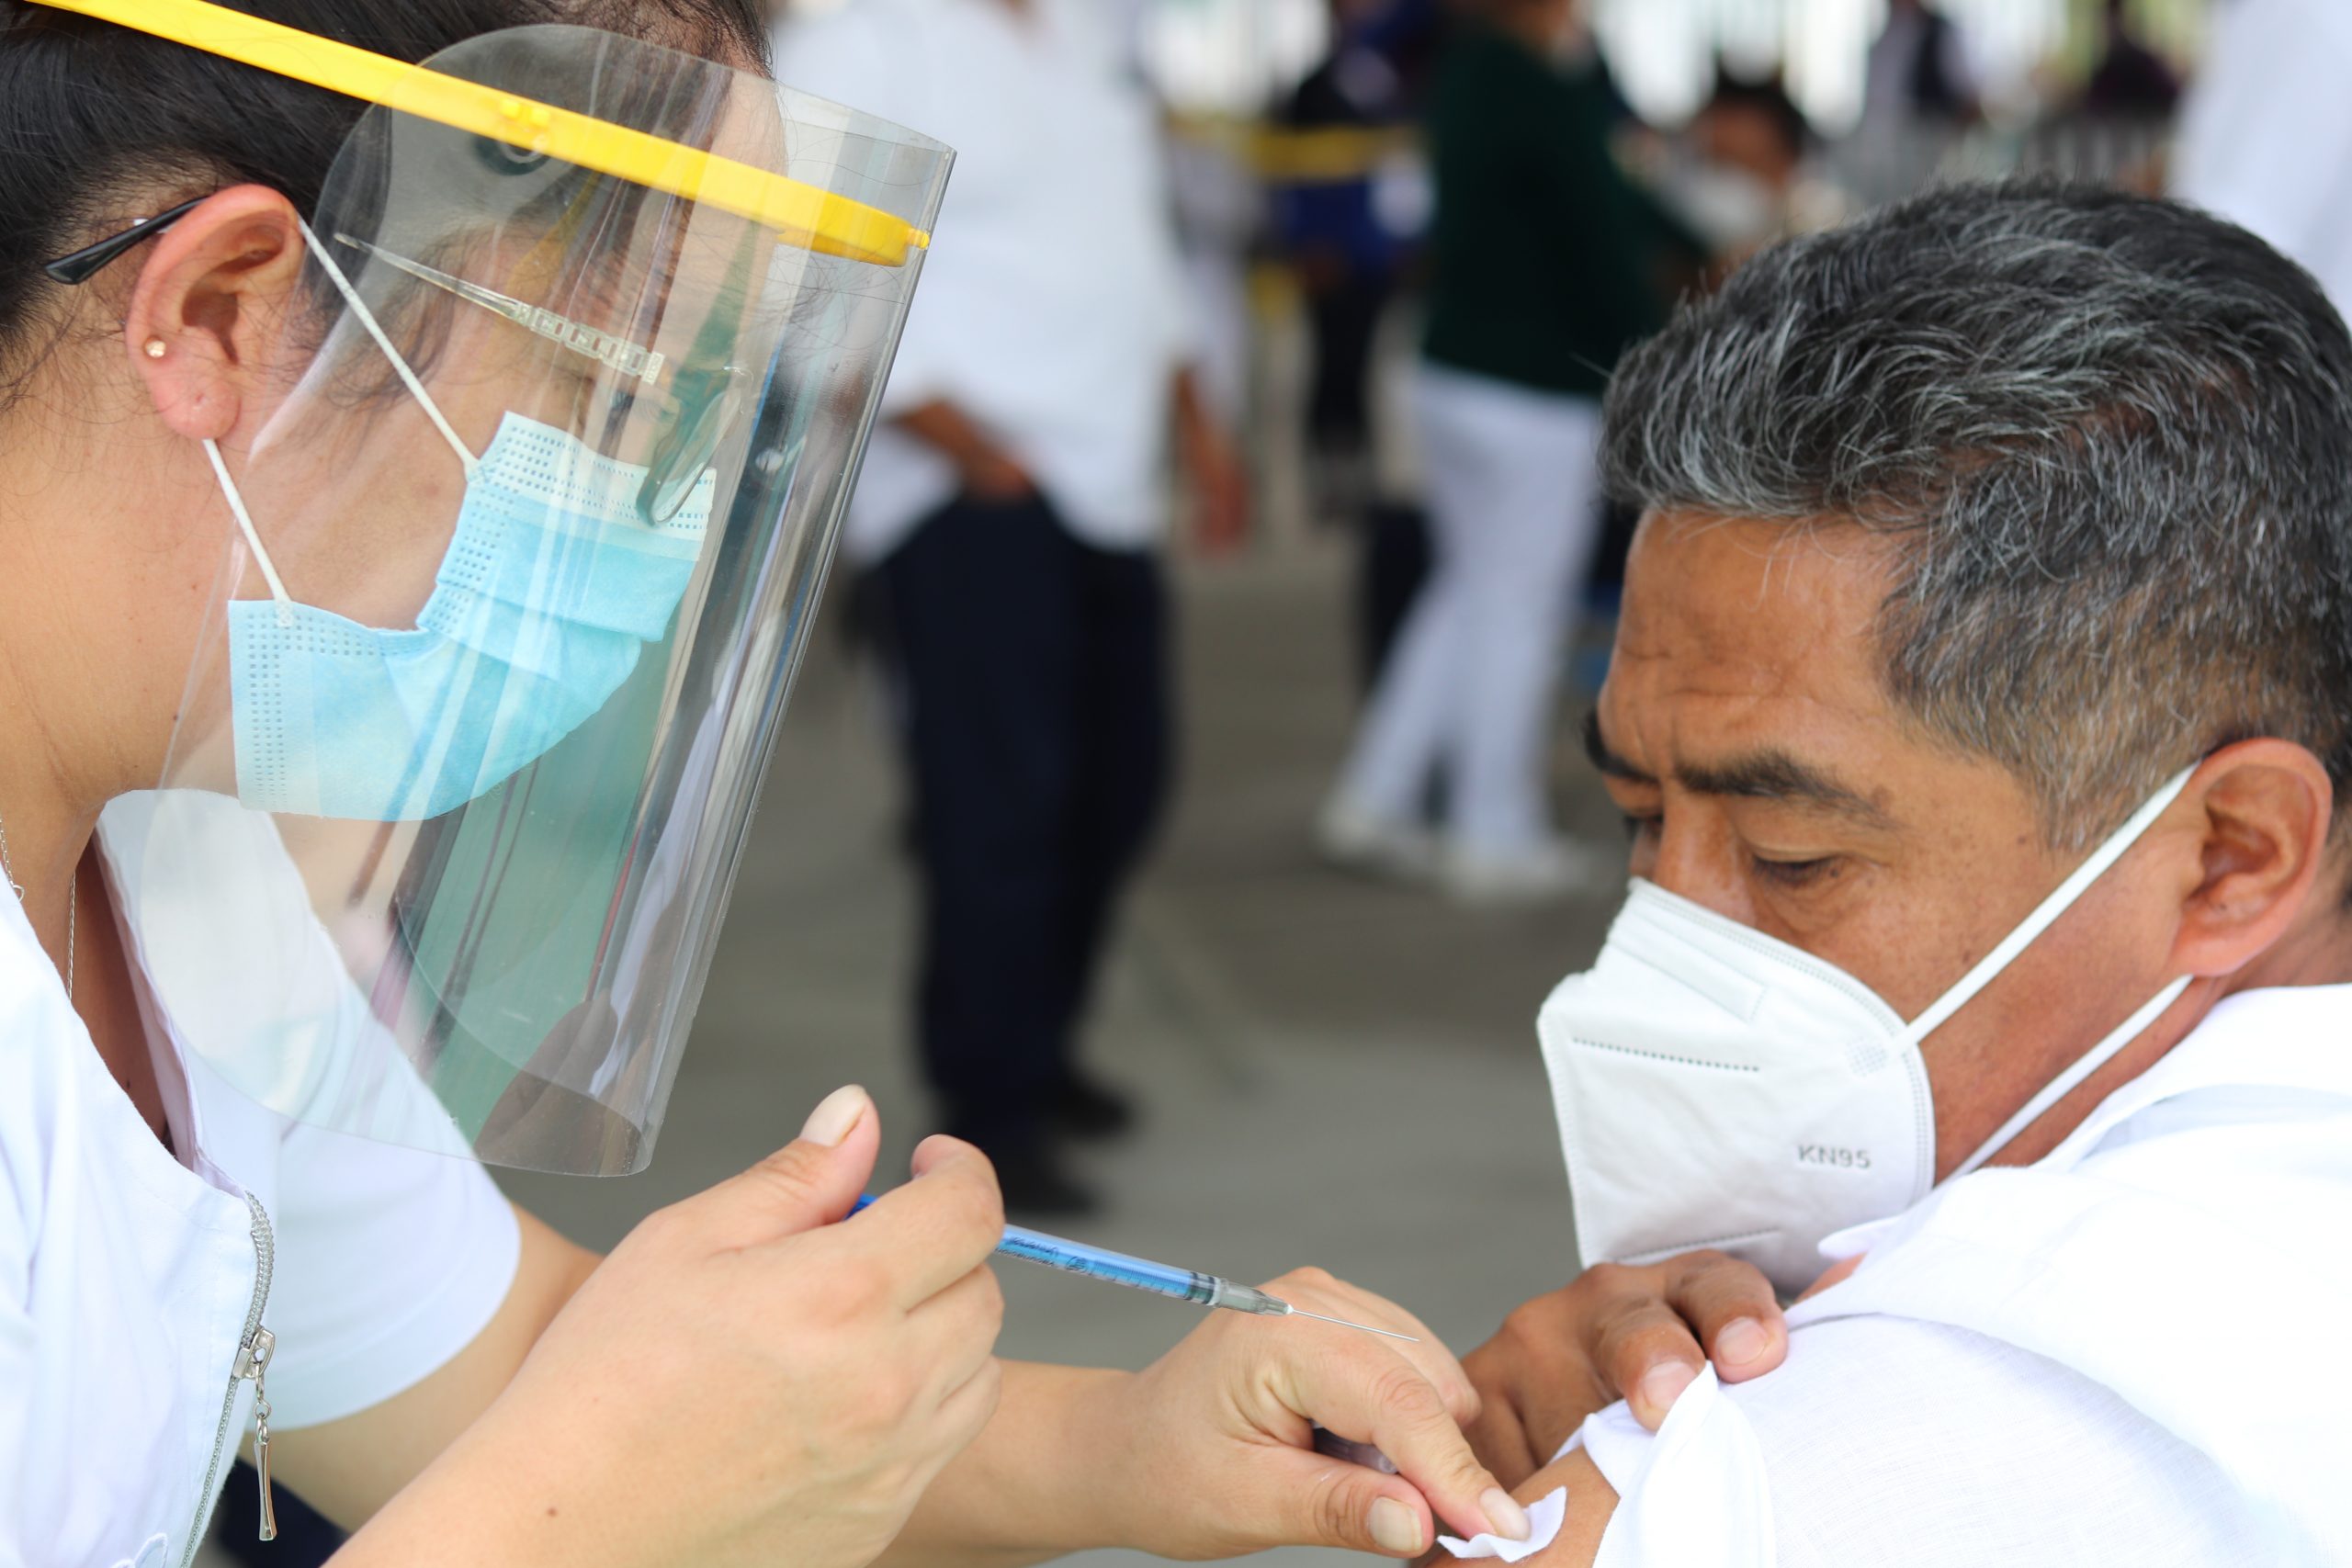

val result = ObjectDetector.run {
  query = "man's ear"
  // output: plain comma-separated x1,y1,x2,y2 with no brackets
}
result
121,186,308,443
2166,739,2335,978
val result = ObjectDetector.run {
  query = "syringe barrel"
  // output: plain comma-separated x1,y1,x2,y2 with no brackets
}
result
997,1224,1218,1305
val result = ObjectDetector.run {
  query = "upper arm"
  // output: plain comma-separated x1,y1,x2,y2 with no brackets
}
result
263,1202,596,1528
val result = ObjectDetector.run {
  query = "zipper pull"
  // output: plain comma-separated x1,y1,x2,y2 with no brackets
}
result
233,1325,277,1541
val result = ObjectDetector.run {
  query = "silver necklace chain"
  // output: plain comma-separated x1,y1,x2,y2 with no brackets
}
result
0,811,75,1002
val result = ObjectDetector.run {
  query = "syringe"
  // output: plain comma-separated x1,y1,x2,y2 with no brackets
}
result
848,1194,1417,1341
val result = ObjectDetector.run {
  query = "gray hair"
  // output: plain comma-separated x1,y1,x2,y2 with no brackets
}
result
1602,178,2352,850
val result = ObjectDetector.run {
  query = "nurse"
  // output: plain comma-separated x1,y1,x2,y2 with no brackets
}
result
0,0,1527,1562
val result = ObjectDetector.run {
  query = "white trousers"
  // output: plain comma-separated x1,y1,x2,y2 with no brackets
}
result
1337,362,1605,853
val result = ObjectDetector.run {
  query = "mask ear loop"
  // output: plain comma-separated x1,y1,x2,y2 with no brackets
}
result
201,219,485,626
293,216,479,480
1947,973,2192,1179
1904,762,2201,1180
204,439,297,628
1901,763,2199,1047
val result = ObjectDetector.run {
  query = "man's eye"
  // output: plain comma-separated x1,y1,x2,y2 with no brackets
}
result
1619,813,1661,842
1752,855,1840,888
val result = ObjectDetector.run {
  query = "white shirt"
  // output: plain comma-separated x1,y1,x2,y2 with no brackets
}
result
2170,0,2352,321
4,793,520,1568
775,0,1195,560
1566,983,2352,1566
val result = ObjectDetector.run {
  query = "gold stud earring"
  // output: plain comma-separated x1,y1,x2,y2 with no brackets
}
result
142,338,168,360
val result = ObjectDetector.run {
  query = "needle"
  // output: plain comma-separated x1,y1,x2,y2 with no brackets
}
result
1280,1303,1422,1341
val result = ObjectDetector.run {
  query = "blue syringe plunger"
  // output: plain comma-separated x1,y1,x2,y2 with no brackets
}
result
997,1224,1286,1313
848,1195,1415,1340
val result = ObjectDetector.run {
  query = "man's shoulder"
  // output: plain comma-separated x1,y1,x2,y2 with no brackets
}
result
1714,1317,2267,1566
1564,1320,2273,1567
2161,981,2352,1080
1761,1033,2352,1565
2016,981,2352,1182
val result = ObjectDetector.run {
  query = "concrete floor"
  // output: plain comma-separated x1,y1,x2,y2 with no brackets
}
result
209,545,1625,1567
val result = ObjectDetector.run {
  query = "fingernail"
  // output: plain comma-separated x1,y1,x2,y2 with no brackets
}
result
799,1084,869,1147
1479,1487,1531,1542
1717,1316,1770,1367
1639,1359,1697,1416
1369,1496,1424,1556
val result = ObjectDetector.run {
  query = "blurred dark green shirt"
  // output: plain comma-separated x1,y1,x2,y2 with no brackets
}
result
1421,24,1663,397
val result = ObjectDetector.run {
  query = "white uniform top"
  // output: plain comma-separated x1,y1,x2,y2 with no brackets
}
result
2171,0,2352,321
3,792,521,1568
1566,983,2352,1566
774,0,1195,562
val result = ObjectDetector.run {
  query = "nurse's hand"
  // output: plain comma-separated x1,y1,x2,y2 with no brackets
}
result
1081,1268,1523,1561
1457,1251,1787,1486
358,1086,1005,1568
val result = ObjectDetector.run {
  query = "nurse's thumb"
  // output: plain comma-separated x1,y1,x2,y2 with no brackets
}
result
1278,1456,1445,1560
702,1085,880,1247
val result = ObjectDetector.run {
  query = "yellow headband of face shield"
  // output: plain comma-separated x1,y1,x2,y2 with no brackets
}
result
23,0,932,266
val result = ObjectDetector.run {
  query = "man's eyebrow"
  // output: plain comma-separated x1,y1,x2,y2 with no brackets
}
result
1582,711,1897,829
1581,710,1653,784
1679,751,1897,828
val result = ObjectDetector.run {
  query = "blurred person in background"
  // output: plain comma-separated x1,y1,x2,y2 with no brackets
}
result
776,0,1250,1216
1861,0,1979,134
2079,0,2179,120
1163,107,1261,435
2171,0,2352,321
1319,0,1664,904
1662,69,1846,276
1855,0,1979,203
1272,0,1434,528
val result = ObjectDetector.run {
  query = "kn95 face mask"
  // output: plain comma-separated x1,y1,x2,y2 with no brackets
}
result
1538,765,2195,1292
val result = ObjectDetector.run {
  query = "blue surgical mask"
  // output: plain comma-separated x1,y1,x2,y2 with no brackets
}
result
210,224,714,822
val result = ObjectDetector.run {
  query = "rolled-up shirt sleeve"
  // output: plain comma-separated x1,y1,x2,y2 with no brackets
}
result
261,1114,520,1430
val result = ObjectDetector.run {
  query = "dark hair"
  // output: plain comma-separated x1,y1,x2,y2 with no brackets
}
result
0,0,768,402
1702,67,1811,161
1601,178,2352,852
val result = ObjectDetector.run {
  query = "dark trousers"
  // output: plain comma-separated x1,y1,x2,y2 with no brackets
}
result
1357,499,1433,692
872,492,1170,1149
1305,270,1394,457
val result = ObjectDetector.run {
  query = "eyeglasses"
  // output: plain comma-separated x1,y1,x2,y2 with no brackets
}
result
335,234,667,385
40,198,203,285
39,205,736,525
331,238,740,525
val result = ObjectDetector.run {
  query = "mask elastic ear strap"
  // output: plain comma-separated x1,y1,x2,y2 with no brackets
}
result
1948,972,2193,1180
204,437,294,626
1900,762,2199,1047
293,216,479,479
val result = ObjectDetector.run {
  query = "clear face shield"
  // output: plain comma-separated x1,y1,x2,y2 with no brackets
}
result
36,0,952,1173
